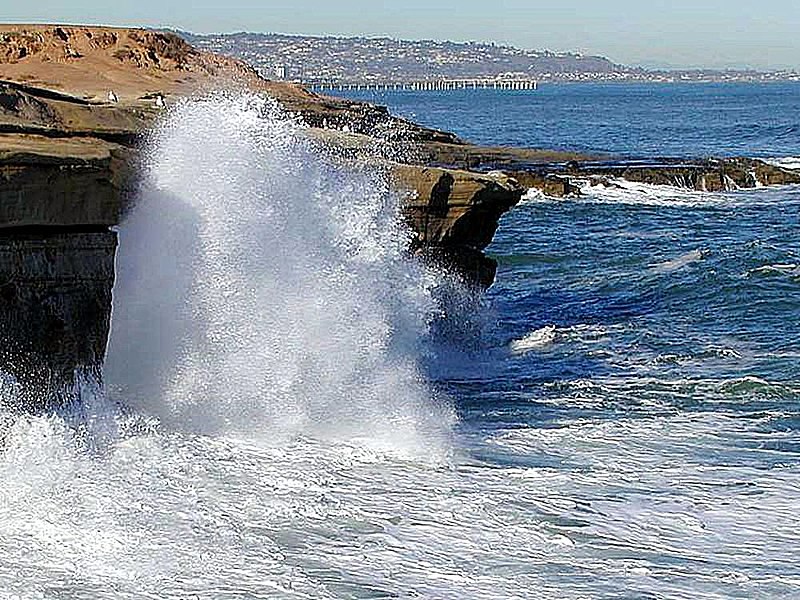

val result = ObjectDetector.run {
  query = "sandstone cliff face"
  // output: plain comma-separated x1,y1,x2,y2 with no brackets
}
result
0,231,115,410
0,135,126,227
0,25,523,405
393,166,522,286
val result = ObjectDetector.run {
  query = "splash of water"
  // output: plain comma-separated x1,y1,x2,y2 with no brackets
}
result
104,93,454,457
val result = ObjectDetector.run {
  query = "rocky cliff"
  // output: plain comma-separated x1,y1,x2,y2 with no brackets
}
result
0,25,525,406
393,165,521,287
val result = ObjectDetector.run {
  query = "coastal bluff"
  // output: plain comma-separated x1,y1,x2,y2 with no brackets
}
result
2,25,799,407
0,25,524,405
0,25,521,249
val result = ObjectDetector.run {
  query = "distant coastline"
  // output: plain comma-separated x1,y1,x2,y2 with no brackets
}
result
182,31,800,87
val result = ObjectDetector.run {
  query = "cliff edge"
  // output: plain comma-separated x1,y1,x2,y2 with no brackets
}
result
0,25,523,406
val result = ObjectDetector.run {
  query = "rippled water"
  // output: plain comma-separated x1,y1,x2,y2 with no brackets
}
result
329,82,800,158
2,85,799,599
449,181,800,597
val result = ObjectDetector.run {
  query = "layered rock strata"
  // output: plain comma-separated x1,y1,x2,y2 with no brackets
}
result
0,230,115,409
393,165,521,287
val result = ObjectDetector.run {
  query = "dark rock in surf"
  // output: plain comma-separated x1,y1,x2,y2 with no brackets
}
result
392,165,524,287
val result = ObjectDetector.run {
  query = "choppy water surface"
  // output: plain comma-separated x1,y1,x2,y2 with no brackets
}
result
1,86,800,599
463,183,800,597
329,82,800,158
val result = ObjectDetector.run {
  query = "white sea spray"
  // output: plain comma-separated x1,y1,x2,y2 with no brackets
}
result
105,93,455,457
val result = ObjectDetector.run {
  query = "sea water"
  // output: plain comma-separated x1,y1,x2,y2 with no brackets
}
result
332,82,800,159
1,84,799,599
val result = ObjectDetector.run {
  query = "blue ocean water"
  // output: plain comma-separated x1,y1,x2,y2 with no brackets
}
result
335,84,800,596
329,82,800,158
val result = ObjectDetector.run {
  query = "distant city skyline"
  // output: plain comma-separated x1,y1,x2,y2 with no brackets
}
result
4,0,800,71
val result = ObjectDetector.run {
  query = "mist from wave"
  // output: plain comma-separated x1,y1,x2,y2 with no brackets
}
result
765,156,800,171
104,93,454,456
0,93,472,599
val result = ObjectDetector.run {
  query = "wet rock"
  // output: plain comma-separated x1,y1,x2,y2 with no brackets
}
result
510,171,581,197
584,158,800,191
0,230,116,409
393,165,524,286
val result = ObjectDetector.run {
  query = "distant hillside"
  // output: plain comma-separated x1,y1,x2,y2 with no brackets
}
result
182,31,635,84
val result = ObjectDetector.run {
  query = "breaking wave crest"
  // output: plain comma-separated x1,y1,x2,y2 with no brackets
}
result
104,93,455,458
764,156,800,171
577,178,734,207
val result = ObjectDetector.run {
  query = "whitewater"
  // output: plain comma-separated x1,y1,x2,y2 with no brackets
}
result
2,85,800,599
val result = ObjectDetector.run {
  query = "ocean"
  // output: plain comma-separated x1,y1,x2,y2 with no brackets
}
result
1,84,799,599
332,82,800,159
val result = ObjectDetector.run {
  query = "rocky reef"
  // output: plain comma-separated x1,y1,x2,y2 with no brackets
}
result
507,157,800,196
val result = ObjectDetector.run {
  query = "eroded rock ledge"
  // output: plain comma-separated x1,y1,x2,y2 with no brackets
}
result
507,158,800,196
393,165,521,287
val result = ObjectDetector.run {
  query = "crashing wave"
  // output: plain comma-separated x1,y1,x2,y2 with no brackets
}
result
102,92,455,458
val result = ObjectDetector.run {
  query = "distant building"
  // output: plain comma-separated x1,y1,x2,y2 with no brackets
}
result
274,65,287,79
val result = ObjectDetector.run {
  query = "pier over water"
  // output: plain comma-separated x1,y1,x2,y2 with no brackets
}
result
307,78,538,92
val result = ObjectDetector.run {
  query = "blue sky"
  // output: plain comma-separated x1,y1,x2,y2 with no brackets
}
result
5,0,799,70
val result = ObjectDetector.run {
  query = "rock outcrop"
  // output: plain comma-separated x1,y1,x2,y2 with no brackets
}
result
0,134,126,227
0,25,524,406
508,158,800,196
584,158,800,191
394,166,523,287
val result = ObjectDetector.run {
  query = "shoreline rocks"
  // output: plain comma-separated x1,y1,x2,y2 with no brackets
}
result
509,157,800,196
393,165,523,287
